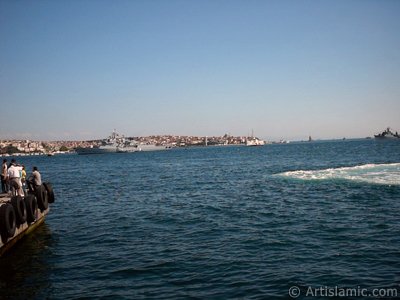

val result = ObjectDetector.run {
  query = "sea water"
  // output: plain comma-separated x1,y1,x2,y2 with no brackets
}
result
0,139,399,299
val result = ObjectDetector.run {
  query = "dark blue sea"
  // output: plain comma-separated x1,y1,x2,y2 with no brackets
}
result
1,139,400,299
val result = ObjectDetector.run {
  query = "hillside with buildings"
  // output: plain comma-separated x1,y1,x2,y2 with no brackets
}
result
0,134,248,156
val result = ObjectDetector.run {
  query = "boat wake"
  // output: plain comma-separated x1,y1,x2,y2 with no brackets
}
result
276,163,400,185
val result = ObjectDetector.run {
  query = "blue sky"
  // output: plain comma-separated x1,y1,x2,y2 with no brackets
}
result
1,0,399,141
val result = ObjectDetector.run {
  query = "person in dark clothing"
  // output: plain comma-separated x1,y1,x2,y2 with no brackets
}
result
1,159,8,193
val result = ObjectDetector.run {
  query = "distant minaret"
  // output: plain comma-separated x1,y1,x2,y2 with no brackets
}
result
205,136,208,146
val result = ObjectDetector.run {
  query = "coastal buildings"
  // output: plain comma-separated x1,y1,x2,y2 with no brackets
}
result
0,134,250,156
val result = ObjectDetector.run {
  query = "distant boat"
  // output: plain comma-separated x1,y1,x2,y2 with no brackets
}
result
374,127,400,139
246,130,265,146
308,135,313,142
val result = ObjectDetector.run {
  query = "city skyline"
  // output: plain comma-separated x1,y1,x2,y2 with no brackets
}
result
1,0,399,141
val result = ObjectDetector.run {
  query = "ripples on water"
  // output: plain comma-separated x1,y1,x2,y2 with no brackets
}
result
1,139,400,299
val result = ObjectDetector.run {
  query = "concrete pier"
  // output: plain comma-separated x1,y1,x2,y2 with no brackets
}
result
0,193,49,257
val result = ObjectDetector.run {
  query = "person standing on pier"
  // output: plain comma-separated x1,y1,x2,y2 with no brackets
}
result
1,159,8,193
27,166,41,193
21,165,27,195
7,159,24,196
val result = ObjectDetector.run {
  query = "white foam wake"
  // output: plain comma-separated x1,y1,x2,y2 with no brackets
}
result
276,163,400,185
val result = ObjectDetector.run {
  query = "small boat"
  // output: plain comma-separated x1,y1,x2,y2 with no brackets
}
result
374,127,400,139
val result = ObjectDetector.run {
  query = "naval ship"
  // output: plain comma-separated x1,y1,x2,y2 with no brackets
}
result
374,127,400,139
76,130,171,154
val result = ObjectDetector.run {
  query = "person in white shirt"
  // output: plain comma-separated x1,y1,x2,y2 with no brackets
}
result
7,159,24,196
